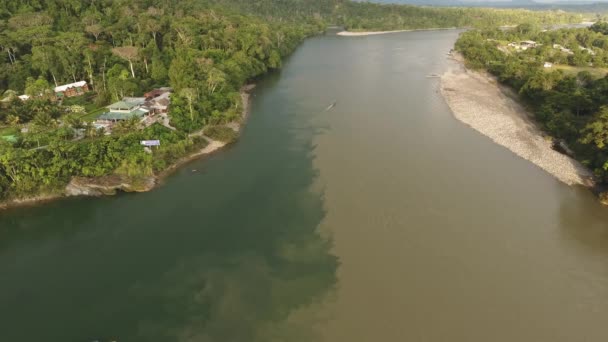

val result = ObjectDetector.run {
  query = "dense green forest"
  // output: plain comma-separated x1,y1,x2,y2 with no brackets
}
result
0,0,589,201
335,2,583,31
212,0,584,30
456,22,608,185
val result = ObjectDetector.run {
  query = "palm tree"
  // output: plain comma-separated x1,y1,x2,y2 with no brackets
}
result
65,115,85,129
114,116,140,134
5,114,20,126
84,123,98,138
32,112,57,130
1,89,17,101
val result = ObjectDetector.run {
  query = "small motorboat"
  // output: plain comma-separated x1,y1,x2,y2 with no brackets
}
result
325,101,337,111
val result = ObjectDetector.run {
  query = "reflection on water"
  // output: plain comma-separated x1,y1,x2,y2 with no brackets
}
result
0,66,337,341
309,30,608,341
558,187,608,254
2,29,608,342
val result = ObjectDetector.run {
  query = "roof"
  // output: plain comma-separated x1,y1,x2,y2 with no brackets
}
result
144,88,173,98
107,100,139,111
122,97,146,105
97,108,149,120
54,81,87,93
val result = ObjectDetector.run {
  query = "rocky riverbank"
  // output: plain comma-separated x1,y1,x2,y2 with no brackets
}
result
440,53,593,187
0,84,255,210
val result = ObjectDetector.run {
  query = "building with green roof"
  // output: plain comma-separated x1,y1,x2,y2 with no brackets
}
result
97,98,150,122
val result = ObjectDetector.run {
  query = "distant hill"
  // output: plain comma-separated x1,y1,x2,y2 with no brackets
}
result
364,0,608,11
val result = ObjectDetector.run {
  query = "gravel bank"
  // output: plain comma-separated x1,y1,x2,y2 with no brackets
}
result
440,54,593,186
337,27,457,36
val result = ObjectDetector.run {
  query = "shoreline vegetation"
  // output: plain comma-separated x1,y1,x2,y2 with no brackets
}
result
335,21,594,37
452,22,608,204
0,0,590,210
0,85,255,210
441,52,595,187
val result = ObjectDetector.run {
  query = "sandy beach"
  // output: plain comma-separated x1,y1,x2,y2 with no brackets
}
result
440,53,593,187
337,27,457,36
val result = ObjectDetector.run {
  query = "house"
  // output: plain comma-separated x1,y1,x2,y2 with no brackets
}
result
508,41,538,51
54,81,89,98
96,99,150,123
144,87,172,99
95,88,172,126
121,97,147,106
580,46,596,56
520,40,537,49
553,44,573,55
147,92,171,115
543,62,553,68
144,88,172,114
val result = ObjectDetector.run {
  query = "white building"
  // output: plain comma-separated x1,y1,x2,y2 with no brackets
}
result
553,44,573,55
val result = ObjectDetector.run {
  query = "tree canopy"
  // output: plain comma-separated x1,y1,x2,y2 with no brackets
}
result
0,0,589,200
456,23,608,182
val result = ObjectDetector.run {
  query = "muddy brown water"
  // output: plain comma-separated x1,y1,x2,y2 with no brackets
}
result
1,30,608,341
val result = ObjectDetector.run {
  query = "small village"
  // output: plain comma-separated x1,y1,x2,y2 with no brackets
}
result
489,32,608,77
0,81,174,145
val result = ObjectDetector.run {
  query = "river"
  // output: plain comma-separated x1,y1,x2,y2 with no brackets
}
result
2,30,608,342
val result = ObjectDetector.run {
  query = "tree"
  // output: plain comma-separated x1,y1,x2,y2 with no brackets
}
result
31,112,57,131
206,67,227,94
114,116,141,134
582,106,608,149
112,46,139,78
55,32,87,82
169,50,198,91
65,114,85,129
5,114,20,126
24,77,53,98
179,88,198,122
85,24,104,41
106,65,137,100
151,55,168,83
31,45,60,87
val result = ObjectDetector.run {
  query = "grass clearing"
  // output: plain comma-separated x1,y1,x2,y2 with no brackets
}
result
79,107,106,122
0,126,20,136
546,64,608,78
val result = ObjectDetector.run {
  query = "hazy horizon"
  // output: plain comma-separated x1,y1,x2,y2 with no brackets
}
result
368,0,608,3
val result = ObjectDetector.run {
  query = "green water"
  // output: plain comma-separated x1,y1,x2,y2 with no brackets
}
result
2,30,608,342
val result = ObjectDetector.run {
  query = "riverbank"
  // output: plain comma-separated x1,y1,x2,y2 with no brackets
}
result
337,20,592,37
0,84,255,210
440,53,593,187
337,27,457,36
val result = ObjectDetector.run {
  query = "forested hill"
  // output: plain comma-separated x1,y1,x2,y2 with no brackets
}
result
209,0,584,29
0,0,587,201
334,2,583,31
0,0,584,103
